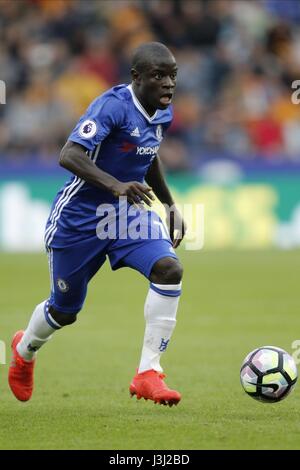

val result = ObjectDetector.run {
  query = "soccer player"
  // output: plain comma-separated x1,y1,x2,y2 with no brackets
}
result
8,42,186,406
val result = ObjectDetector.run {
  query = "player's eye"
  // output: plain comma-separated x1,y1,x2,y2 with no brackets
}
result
154,73,163,80
170,73,177,80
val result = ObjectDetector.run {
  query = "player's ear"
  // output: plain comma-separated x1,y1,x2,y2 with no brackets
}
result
131,68,141,84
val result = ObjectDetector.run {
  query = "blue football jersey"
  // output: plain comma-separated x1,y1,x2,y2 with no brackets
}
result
45,84,173,247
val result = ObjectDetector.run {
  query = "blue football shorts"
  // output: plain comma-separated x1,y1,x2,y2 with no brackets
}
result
46,209,178,314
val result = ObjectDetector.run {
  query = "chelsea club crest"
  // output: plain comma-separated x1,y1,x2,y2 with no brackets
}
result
57,278,69,293
156,125,163,142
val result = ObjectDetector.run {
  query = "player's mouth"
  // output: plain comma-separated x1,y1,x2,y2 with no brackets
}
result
159,93,173,105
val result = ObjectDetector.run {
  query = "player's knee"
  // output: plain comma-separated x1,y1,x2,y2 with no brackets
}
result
150,257,183,284
49,306,78,327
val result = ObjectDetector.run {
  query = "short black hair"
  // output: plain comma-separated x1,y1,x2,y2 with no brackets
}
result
131,42,174,72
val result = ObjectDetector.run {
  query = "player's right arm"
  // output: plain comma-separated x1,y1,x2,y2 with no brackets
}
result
60,141,154,206
59,95,154,206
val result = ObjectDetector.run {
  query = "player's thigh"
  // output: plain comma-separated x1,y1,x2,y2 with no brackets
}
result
47,242,106,314
107,209,179,279
109,238,179,279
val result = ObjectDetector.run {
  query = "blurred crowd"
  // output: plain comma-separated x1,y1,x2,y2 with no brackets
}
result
1,0,300,171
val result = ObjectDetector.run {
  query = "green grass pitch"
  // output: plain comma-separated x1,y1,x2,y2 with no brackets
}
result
1,250,300,450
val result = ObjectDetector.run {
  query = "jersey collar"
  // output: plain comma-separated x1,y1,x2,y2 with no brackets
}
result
127,84,158,123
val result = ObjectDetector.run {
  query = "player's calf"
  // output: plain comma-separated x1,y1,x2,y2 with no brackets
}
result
133,257,183,404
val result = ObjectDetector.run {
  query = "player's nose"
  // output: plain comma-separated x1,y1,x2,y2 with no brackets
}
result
162,75,175,89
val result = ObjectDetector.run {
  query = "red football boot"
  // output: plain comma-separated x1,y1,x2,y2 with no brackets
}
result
8,331,35,402
130,369,181,406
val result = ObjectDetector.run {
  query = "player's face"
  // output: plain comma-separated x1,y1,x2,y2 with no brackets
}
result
132,57,177,115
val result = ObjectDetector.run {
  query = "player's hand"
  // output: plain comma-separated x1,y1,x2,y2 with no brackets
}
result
166,206,187,249
111,181,155,206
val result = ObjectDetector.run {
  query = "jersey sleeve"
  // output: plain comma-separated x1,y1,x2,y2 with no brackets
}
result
68,96,125,151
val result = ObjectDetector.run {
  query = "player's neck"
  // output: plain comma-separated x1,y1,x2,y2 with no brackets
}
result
131,83,156,117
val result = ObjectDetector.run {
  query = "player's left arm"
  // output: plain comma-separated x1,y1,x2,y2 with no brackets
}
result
145,155,186,248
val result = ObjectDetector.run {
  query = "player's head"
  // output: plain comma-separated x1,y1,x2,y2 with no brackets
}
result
131,42,177,115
